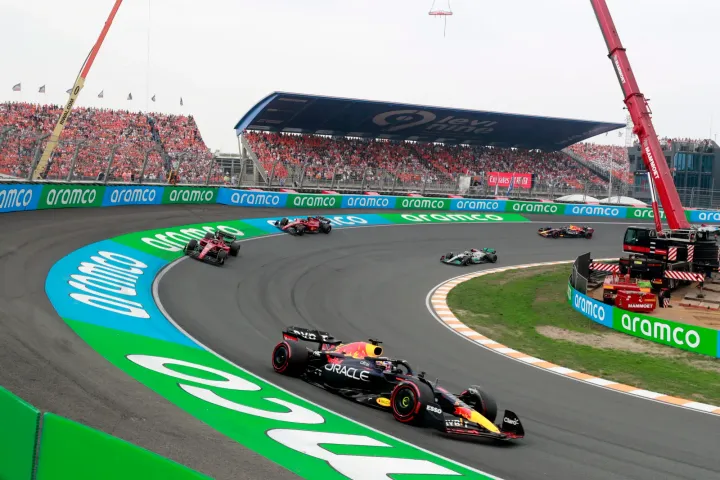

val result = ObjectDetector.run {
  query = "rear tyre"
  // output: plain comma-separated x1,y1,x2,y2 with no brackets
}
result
229,241,241,257
204,232,213,240
185,239,198,255
390,378,435,426
461,385,498,423
271,341,309,376
280,217,289,227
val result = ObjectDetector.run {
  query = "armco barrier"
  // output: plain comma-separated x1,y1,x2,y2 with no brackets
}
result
568,281,720,358
0,183,716,222
0,387,207,480
0,387,39,480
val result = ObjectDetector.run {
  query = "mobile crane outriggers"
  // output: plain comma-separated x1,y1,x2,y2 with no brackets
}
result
589,0,719,286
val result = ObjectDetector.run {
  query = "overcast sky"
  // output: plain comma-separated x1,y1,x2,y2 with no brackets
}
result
2,0,718,152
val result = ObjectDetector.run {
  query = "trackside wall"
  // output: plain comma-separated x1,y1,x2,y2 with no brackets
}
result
568,280,720,358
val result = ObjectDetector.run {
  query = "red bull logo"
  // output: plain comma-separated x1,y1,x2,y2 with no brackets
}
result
332,342,384,359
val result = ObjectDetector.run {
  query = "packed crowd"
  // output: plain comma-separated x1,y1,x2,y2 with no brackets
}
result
567,142,633,184
244,131,609,189
0,102,214,182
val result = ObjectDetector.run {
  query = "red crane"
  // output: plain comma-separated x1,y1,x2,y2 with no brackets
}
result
589,0,690,232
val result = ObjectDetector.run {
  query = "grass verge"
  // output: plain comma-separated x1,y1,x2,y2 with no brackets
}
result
446,265,720,405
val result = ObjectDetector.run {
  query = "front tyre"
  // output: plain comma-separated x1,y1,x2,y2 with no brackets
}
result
185,239,198,255
461,385,498,423
217,249,228,266
488,254,498,263
391,379,435,425
271,341,309,376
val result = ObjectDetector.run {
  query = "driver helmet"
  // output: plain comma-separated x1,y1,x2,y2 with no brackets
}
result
470,248,479,253
376,360,393,373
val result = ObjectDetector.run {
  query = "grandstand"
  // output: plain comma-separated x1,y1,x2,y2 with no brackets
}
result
4,93,714,204
0,102,215,183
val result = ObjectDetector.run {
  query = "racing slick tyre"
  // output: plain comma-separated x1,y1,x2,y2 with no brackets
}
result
295,225,306,236
462,257,472,266
204,232,213,240
390,378,435,426
461,385,498,423
184,239,198,255
229,241,241,257
279,217,289,227
552,231,559,238
320,223,332,234
585,232,593,239
488,254,498,263
217,250,228,266
271,341,309,376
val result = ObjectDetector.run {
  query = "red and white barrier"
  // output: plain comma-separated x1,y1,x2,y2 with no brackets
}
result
664,270,705,282
668,247,678,261
589,262,621,273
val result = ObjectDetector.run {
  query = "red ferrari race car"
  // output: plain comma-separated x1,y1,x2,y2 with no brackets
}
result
183,230,241,266
274,216,332,236
538,224,594,239
271,326,524,442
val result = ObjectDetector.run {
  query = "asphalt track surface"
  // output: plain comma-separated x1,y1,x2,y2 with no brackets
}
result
1,205,717,480
158,213,720,480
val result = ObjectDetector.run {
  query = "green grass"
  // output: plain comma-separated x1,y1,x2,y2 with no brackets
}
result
446,265,720,405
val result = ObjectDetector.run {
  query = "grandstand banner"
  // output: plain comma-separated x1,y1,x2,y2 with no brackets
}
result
217,188,289,208
687,209,720,223
341,195,397,209
487,172,532,189
161,187,217,205
450,198,506,212
396,197,451,210
562,204,627,218
625,207,666,220
287,193,342,209
102,186,164,207
506,201,562,215
0,184,42,213
38,185,105,210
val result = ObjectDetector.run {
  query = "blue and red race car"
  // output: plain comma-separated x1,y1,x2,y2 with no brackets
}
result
271,326,525,442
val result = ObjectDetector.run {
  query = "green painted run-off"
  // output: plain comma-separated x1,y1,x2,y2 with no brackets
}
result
0,387,207,480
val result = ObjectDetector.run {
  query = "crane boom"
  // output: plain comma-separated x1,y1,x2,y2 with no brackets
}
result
589,0,689,231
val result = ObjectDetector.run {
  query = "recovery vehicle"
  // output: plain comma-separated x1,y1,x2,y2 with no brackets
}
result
588,0,719,289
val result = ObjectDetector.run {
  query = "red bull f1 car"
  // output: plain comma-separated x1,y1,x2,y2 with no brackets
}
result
538,225,594,239
274,216,332,236
441,248,497,266
183,230,241,266
272,326,524,442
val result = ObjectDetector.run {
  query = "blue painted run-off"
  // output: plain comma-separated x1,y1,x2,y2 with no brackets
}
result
45,239,199,348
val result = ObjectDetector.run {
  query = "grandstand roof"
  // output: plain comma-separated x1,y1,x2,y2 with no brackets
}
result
234,92,625,151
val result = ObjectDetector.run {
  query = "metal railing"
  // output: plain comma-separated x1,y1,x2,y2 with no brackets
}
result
3,130,720,209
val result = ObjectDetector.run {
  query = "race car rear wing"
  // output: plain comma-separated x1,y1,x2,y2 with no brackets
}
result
282,326,341,346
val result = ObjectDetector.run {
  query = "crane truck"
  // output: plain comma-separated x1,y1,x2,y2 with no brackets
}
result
589,0,719,290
